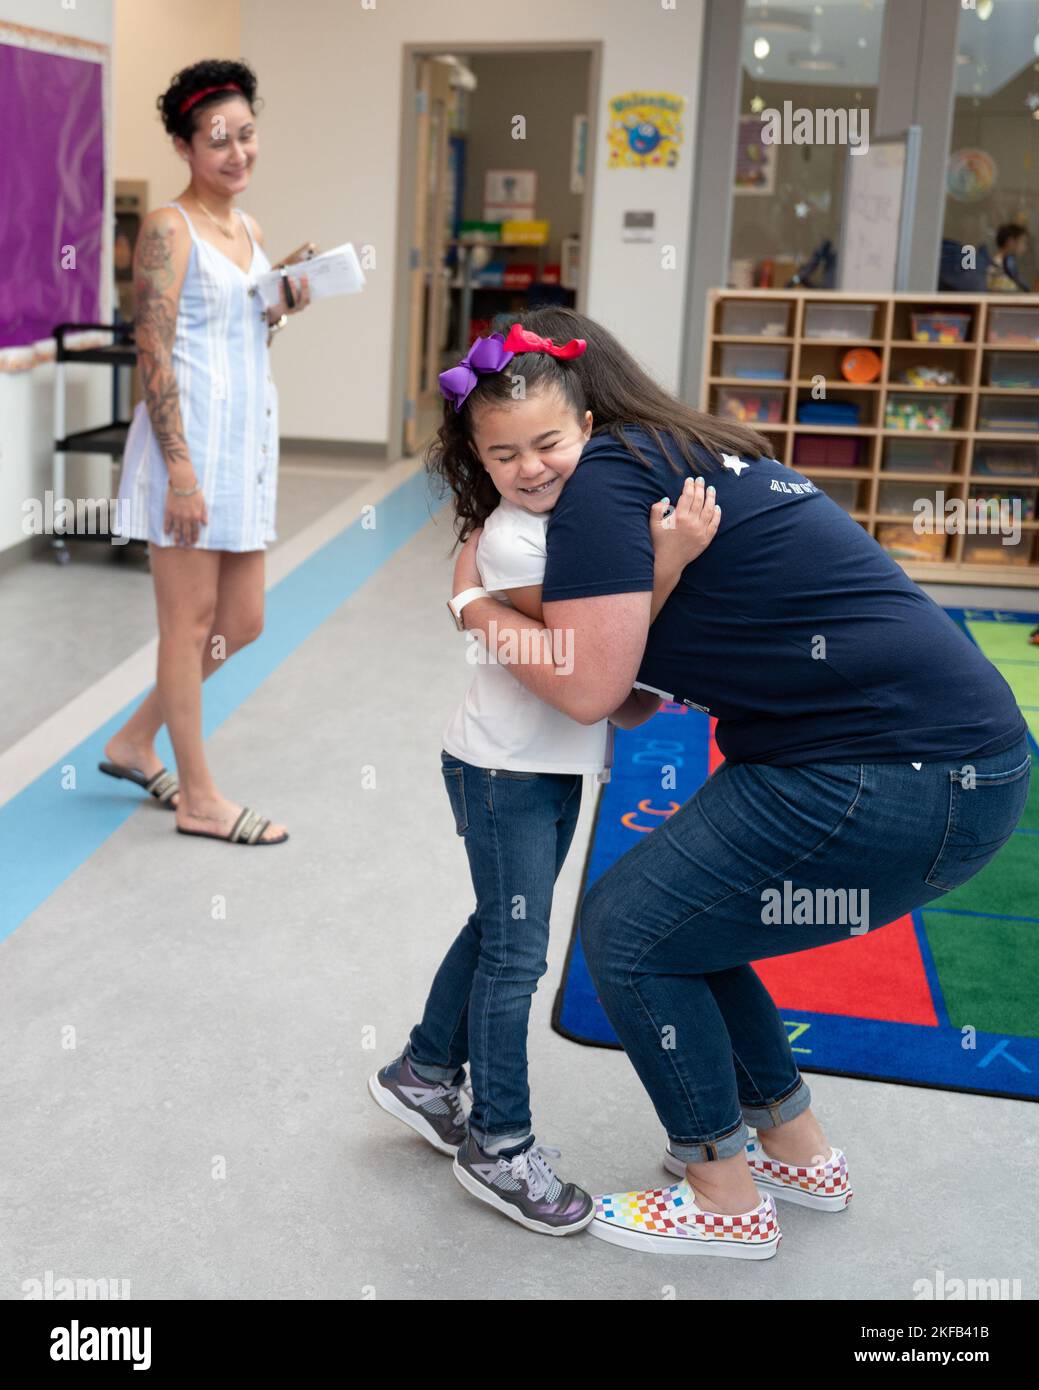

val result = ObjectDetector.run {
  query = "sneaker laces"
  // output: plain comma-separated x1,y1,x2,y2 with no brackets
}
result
507,1144,563,1202
427,1079,467,1129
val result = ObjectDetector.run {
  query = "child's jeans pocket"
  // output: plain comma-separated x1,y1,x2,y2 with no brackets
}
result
441,764,469,836
924,751,1031,892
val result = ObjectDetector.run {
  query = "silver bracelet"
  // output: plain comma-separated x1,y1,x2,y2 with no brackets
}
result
169,481,201,498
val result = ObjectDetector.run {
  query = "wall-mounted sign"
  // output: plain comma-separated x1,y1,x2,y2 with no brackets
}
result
607,91,684,168
483,168,537,223
623,211,655,243
734,114,776,195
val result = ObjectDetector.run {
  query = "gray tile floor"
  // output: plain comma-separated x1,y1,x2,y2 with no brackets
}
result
0,460,1036,1299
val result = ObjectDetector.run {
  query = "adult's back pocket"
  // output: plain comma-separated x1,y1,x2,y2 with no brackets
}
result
924,754,1031,892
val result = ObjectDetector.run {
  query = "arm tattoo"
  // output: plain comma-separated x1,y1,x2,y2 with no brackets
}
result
135,226,191,476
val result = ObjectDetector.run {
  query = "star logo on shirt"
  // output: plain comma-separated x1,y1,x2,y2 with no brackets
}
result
721,453,750,476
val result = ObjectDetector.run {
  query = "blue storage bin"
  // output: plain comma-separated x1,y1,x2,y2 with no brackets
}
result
796,400,861,426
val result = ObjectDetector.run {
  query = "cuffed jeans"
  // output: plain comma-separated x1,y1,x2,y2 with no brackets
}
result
405,751,582,1149
579,736,1031,1163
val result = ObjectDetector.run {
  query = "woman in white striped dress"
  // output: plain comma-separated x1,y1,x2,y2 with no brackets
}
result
102,60,311,846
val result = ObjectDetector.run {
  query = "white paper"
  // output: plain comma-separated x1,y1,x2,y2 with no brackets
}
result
255,242,366,310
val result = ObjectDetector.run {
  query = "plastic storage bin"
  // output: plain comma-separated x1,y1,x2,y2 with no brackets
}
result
716,387,784,424
977,397,1039,433
720,301,790,337
878,481,944,516
882,438,958,473
820,480,859,511
972,444,1039,478
910,311,971,343
792,435,864,469
719,343,790,379
987,353,1039,388
803,303,876,340
885,394,955,431
987,307,1039,345
875,523,947,562
961,533,1033,567
796,400,861,426
968,487,1037,522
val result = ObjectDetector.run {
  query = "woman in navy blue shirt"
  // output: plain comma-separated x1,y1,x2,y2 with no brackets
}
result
450,307,1030,1260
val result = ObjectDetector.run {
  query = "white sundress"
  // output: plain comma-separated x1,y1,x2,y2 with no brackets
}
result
117,200,279,551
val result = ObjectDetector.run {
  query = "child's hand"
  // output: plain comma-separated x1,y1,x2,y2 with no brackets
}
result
650,476,720,571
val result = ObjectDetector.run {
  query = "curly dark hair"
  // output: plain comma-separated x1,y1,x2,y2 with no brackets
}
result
426,305,774,546
158,59,261,142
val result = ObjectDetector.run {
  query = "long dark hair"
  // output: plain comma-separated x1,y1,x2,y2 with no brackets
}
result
426,305,773,544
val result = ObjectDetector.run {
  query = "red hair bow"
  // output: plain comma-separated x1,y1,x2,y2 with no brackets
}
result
503,323,587,359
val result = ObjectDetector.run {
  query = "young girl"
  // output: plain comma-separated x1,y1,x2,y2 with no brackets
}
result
369,322,721,1235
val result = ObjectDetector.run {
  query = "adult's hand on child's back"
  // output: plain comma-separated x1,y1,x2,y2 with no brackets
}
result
650,475,720,572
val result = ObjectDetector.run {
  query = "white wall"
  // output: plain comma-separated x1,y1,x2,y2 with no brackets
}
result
0,0,114,558
240,0,705,445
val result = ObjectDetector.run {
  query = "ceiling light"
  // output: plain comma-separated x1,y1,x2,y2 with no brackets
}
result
753,36,771,59
790,53,845,72
745,6,812,34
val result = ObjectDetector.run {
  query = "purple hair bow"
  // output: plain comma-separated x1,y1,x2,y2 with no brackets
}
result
438,332,515,411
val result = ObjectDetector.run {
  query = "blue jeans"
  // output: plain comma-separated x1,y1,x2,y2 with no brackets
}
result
579,735,1031,1163
406,751,583,1148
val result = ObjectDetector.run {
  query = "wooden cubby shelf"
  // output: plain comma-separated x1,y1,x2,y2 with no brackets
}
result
702,289,1039,587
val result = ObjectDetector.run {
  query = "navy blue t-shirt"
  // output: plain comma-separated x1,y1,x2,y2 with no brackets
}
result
542,426,1026,765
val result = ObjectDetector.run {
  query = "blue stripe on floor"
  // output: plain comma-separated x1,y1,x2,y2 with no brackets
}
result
0,467,448,944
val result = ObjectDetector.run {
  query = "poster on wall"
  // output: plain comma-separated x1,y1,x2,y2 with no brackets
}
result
483,169,537,224
606,91,684,168
734,114,776,195
0,22,111,370
946,148,998,203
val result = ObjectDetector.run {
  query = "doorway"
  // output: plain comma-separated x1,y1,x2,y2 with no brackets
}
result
394,43,599,457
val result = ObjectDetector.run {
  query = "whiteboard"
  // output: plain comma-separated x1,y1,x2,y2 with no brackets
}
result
838,128,920,292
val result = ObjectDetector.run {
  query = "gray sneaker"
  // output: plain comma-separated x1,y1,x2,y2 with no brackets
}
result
368,1052,468,1156
452,1134,594,1235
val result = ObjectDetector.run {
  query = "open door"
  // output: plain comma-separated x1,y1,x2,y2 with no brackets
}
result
404,57,455,455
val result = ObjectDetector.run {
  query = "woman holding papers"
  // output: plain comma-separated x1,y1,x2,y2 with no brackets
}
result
103,60,311,846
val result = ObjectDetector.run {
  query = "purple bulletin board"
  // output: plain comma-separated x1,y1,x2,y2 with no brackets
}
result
0,34,106,350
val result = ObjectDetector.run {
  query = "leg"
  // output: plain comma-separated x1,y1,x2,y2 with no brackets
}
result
104,549,268,807
580,759,871,1213
463,768,579,1150
137,545,283,841
407,763,581,1112
705,965,829,1165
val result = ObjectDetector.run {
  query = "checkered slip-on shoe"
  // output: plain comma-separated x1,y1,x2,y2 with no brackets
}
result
368,1052,468,1156
590,1178,781,1259
663,1135,853,1213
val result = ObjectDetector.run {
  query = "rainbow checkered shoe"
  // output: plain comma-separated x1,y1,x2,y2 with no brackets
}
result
589,1178,781,1259
663,1135,853,1213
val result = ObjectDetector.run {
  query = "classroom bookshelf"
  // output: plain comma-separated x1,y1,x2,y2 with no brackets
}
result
702,289,1039,587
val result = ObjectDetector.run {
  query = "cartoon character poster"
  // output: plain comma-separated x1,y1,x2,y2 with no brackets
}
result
607,91,684,169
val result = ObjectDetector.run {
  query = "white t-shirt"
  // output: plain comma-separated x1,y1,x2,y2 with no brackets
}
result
441,499,613,778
